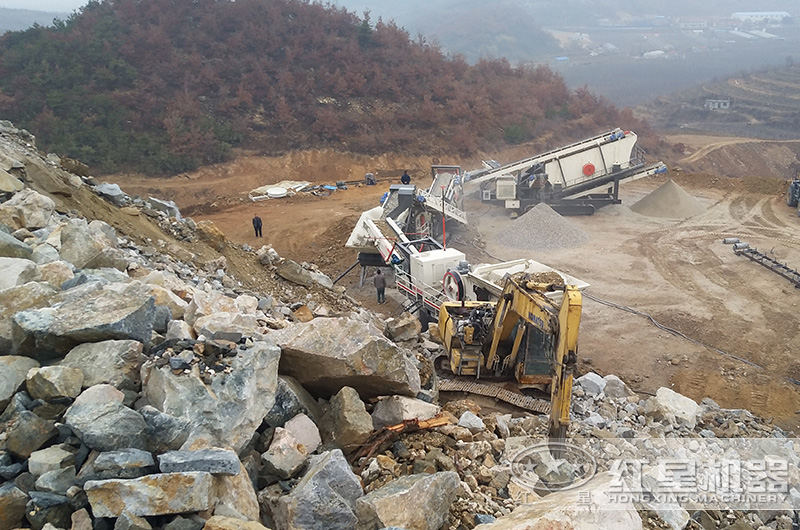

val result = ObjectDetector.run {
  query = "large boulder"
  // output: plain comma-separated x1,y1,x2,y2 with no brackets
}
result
28,445,75,476
147,285,188,320
319,387,373,454
38,261,75,288
0,188,55,230
196,220,226,251
12,285,155,360
262,427,310,479
275,260,332,290
93,449,157,480
142,341,280,453
575,372,606,396
210,457,260,521
193,312,261,342
0,482,28,529
26,365,84,400
0,168,24,192
264,375,322,428
603,374,633,399
0,281,57,351
0,257,39,291
138,406,190,453
5,410,57,459
371,395,440,429
93,182,127,206
59,218,113,269
0,355,39,409
85,472,214,517
284,413,321,454
383,313,422,342
474,473,641,530
274,449,363,530
644,387,701,429
355,471,460,530
184,291,237,326
157,449,240,476
272,317,421,398
148,197,182,220
63,384,149,451
0,229,33,258
60,340,144,390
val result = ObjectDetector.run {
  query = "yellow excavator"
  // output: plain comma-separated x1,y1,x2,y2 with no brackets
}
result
438,273,582,443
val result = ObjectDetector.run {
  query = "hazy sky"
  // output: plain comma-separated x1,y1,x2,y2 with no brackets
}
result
0,0,85,11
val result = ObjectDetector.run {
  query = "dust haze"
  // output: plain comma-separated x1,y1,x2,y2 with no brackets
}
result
334,0,799,106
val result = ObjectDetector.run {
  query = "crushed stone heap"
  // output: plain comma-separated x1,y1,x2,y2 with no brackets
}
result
630,179,706,218
496,203,589,251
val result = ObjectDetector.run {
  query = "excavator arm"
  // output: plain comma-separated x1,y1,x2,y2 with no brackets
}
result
548,286,582,445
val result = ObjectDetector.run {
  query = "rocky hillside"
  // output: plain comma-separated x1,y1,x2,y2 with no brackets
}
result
0,120,797,530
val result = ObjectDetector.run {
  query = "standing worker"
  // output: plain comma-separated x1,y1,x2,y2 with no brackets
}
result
374,269,386,304
252,214,263,237
401,170,411,185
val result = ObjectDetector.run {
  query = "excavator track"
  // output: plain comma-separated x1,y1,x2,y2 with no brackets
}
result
438,378,551,414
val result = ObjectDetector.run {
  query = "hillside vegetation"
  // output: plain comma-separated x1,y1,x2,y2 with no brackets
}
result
640,64,800,139
0,0,640,174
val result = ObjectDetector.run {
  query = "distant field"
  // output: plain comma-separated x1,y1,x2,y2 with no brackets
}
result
636,63,800,140
550,35,800,108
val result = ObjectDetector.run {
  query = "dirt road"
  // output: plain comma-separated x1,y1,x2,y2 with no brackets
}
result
472,177,800,429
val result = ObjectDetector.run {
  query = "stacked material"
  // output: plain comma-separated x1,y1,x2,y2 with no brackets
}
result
631,179,705,218
497,203,589,250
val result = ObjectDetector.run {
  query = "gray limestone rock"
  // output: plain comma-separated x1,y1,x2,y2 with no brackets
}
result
0,482,29,530
274,449,363,530
319,387,373,455
0,257,39,291
84,472,214,517
64,385,149,451
0,355,39,409
157,448,240,476
355,472,460,530
263,375,322,428
34,465,77,495
12,285,155,360
5,410,58,459
142,341,280,453
138,406,190,453
60,340,144,390
93,449,156,480
26,366,84,400
0,188,55,230
0,229,33,258
272,317,421,399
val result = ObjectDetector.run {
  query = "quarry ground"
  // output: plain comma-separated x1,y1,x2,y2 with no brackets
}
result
110,137,800,432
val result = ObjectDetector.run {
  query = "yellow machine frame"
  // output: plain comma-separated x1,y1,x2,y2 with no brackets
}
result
438,276,582,440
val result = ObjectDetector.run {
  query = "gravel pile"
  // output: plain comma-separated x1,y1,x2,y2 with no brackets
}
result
496,203,589,250
631,179,706,218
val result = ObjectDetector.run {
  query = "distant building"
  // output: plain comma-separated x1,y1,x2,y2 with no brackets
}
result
704,98,732,110
731,11,790,23
679,19,708,30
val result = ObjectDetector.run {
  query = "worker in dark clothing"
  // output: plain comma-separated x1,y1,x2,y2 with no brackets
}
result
400,171,411,185
252,215,263,237
374,269,386,304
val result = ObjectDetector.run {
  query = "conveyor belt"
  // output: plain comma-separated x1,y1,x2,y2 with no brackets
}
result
735,247,800,288
438,378,551,414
